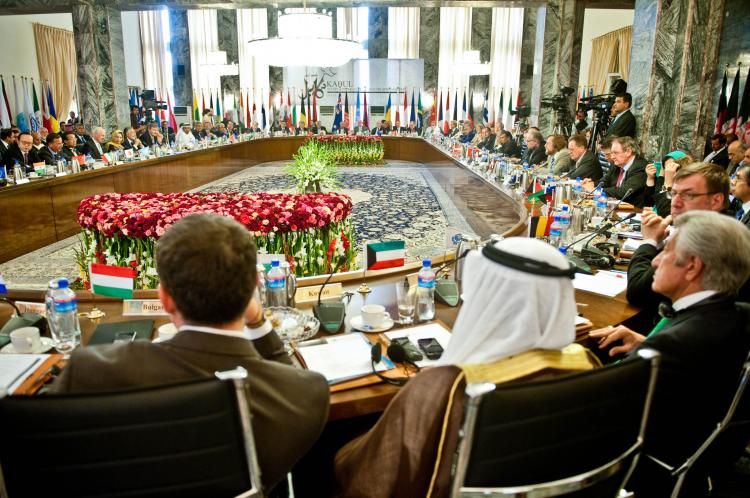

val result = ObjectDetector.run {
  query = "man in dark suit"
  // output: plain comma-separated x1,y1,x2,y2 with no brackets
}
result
591,211,750,497
567,134,603,182
523,130,547,165
37,133,64,165
140,122,165,147
0,128,14,162
74,123,90,148
476,127,495,150
584,136,646,207
79,126,106,159
727,140,746,176
60,132,80,162
731,165,750,228
494,130,520,157
573,109,588,133
703,133,729,169
604,92,636,139
51,213,330,494
2,132,40,173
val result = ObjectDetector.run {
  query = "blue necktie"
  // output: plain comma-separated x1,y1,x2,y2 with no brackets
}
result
737,207,745,221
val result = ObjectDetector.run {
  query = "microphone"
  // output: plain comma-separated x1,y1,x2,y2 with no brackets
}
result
574,180,606,205
602,188,634,220
313,255,348,333
564,213,636,273
370,343,409,386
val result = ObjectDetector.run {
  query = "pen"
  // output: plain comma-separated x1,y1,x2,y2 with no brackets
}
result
298,338,328,347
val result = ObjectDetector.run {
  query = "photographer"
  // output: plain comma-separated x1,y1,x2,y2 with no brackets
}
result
604,92,636,139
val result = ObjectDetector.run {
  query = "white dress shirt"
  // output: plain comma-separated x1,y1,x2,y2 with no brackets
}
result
672,290,718,312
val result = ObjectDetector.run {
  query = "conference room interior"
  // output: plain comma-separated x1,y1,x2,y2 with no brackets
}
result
0,1,749,497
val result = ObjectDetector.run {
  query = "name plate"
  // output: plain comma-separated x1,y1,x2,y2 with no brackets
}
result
16,178,29,185
122,299,169,316
15,301,47,316
55,172,67,177
294,283,344,305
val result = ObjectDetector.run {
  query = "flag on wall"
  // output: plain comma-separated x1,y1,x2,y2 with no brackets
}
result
498,88,504,127
13,77,26,132
466,91,474,125
312,91,318,123
46,82,59,133
363,92,369,129
409,91,416,124
343,92,349,130
737,67,750,145
395,90,402,124
292,90,298,127
482,89,489,125
452,90,458,121
167,92,177,131
333,92,343,130
261,96,267,130
417,90,423,129
725,69,741,134
24,78,37,132
430,90,437,127
286,90,292,129
306,92,312,125
215,89,222,119
0,77,10,128
41,81,51,131
385,93,392,122
462,91,467,122
300,93,306,127
402,89,408,124
444,90,450,134
129,88,138,108
439,91,445,134
354,91,361,124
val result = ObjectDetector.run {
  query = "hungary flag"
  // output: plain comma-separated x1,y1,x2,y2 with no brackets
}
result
365,241,406,271
90,263,135,299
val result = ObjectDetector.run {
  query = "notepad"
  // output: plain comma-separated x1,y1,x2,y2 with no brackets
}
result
297,333,394,384
385,323,452,367
0,354,48,394
573,272,628,297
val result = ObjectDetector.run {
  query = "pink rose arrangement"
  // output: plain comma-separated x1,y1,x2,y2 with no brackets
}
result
76,192,357,288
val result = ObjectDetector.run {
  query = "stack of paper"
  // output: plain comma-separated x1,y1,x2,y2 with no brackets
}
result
573,271,628,297
385,323,452,367
0,354,48,394
298,333,393,384
622,238,647,251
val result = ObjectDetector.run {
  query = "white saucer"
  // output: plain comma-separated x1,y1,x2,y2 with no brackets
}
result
1,337,55,354
350,315,395,333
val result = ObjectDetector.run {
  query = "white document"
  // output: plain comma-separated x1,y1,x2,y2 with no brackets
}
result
618,230,643,240
0,354,48,394
617,211,642,222
575,315,591,326
622,238,647,251
385,323,452,367
297,333,393,384
573,272,628,297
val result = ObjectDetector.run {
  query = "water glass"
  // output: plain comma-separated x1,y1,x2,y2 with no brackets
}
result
395,282,417,325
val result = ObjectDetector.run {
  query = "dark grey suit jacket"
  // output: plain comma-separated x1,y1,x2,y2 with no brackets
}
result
601,156,648,207
52,329,330,491
569,150,603,182
605,109,636,138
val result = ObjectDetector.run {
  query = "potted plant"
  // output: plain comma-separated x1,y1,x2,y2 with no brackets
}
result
285,139,340,192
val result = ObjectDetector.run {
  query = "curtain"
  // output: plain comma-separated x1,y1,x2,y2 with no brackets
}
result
187,9,221,99
616,26,632,84
337,7,366,41
388,7,420,59
33,23,77,121
438,6,472,118
587,29,626,95
237,7,269,112
139,10,172,93
489,8,524,128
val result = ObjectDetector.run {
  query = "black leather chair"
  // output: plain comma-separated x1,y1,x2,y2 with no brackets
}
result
0,367,263,498
450,349,660,498
641,349,750,498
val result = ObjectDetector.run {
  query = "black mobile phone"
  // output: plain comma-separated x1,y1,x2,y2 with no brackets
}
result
417,338,444,360
391,337,424,362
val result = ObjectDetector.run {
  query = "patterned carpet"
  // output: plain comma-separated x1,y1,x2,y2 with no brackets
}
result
0,160,476,289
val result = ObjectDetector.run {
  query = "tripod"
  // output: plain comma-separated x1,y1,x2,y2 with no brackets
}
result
552,107,573,137
588,108,611,151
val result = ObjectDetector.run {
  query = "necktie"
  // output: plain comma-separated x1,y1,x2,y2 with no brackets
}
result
736,207,745,221
616,167,626,187
648,302,675,338
23,152,28,165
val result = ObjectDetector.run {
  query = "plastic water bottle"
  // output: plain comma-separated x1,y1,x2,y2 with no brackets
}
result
49,278,81,354
85,153,93,169
597,193,609,217
417,259,436,321
549,216,564,248
559,205,572,243
265,260,287,307
44,279,59,335
546,174,556,195
573,177,582,198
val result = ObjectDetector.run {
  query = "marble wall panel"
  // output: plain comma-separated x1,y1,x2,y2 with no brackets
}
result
368,7,388,60
267,7,283,95
519,7,538,115
419,7,439,91
471,8,492,65
537,1,560,133
529,7,546,127
628,0,658,132
169,9,192,108
217,9,240,99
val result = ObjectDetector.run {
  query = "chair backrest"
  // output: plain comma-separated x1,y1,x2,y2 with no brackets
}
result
0,368,263,498
450,349,660,498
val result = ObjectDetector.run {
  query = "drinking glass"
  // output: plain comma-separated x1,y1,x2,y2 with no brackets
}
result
395,282,417,325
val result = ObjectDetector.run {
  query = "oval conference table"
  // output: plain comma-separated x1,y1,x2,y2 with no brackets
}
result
0,136,641,420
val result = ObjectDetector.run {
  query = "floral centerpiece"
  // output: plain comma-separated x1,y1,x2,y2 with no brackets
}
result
284,139,339,193
311,135,384,165
76,192,357,289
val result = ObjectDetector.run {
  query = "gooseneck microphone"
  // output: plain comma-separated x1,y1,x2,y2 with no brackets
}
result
565,212,636,273
313,255,348,333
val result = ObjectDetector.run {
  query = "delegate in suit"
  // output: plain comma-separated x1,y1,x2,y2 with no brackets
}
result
591,211,750,497
585,136,647,207
52,213,330,494
605,93,636,139
567,134,603,182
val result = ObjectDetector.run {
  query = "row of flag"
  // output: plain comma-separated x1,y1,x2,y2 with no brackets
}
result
0,76,61,133
433,87,522,135
715,67,750,145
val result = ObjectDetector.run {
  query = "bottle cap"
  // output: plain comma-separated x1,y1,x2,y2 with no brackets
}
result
271,260,280,267
422,258,431,267
58,278,69,288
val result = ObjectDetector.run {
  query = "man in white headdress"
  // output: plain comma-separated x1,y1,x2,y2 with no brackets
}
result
174,122,197,149
333,238,598,498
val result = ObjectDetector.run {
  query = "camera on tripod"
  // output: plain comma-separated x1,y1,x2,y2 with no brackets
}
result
510,105,531,119
139,89,169,111
541,86,575,112
580,94,615,113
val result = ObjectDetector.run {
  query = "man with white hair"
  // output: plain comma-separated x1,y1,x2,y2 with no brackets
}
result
333,238,596,498
591,211,750,496
81,126,106,159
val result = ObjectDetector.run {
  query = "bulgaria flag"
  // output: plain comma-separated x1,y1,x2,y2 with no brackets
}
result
90,263,135,299
365,241,406,271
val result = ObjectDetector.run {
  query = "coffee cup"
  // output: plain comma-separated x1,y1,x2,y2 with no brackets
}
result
361,304,390,329
157,323,178,342
10,327,41,353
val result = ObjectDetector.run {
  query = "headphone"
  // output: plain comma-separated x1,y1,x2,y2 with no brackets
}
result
481,245,577,279
370,343,421,386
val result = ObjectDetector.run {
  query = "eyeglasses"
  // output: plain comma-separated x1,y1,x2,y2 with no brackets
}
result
666,189,718,201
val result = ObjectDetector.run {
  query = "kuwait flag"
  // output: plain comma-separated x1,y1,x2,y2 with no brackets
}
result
365,241,406,271
90,263,135,299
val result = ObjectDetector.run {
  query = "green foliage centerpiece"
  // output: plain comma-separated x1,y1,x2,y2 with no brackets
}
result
285,139,340,193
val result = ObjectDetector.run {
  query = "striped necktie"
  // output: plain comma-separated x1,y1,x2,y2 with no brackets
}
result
736,207,745,221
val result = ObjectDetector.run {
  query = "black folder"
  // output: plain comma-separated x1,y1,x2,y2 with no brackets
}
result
87,320,155,345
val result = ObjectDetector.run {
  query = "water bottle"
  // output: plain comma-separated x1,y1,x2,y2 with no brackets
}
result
265,260,287,307
549,216,563,248
596,194,608,218
256,264,268,307
49,278,81,354
417,259,436,321
559,205,572,243
546,174,556,195
573,177,582,198
44,279,59,334
0,165,7,187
